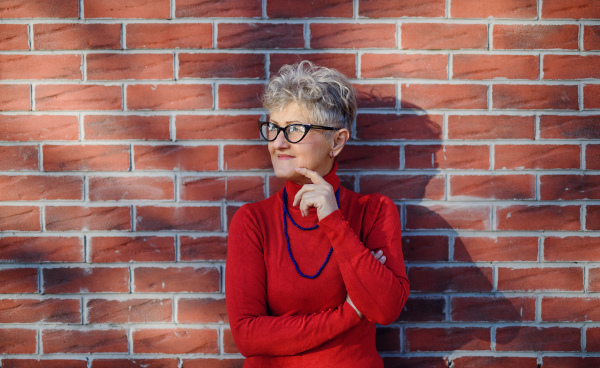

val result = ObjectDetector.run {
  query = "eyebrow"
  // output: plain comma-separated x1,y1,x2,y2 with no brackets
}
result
268,119,306,126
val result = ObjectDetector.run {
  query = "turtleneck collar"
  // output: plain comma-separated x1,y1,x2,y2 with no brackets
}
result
282,162,341,221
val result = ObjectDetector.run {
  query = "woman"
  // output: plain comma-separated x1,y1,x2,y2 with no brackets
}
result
225,61,409,367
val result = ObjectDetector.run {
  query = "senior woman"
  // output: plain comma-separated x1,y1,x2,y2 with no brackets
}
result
225,61,409,367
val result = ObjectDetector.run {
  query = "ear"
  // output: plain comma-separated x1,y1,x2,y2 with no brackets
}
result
331,129,350,157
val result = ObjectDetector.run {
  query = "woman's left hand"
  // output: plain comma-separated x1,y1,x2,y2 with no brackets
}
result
293,167,338,221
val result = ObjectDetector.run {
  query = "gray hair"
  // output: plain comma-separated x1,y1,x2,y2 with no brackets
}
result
262,61,357,132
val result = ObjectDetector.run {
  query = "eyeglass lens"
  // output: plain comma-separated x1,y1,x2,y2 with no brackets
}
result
260,123,307,143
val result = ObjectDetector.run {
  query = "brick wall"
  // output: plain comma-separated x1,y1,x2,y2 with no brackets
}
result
0,0,599,367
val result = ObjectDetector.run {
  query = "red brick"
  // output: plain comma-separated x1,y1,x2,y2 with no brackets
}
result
402,23,487,50
85,0,170,18
2,360,87,368
496,326,580,351
588,145,600,170
175,114,261,140
409,266,493,292
375,327,400,352
588,206,600,231
0,0,78,18
540,115,600,139
544,55,600,80
87,298,172,323
0,145,38,170
545,236,600,262
450,174,535,200
127,84,212,110
43,329,128,353
223,144,271,170
451,357,538,368
543,357,600,368
451,297,535,322
85,115,170,140
0,237,83,263
0,175,83,200
493,24,579,49
406,327,490,351
182,359,244,368
45,206,131,231
406,204,491,230
134,145,218,171
542,297,600,322
218,83,264,109
0,206,40,231
87,53,173,80
584,84,600,109
217,23,304,49
134,267,220,293
402,84,488,109
590,328,600,351
178,298,227,323
134,328,218,354
223,328,239,354
127,23,212,49
405,145,489,170
268,0,352,18
541,175,600,200
90,176,174,201
584,26,600,50
179,53,264,78
0,329,36,354
397,297,445,322
0,268,37,293
493,84,578,110
0,85,30,111
354,84,396,108
542,0,600,19
176,0,261,17
453,54,538,80
360,175,444,200
402,235,448,262
497,205,580,231
36,85,121,111
383,357,447,368
311,24,395,49
361,53,446,79
0,24,28,50
269,176,286,196
0,115,79,141
43,144,130,171
591,267,600,291
359,0,445,17
34,24,121,50
90,236,175,262
92,359,178,368
180,236,227,261
498,267,583,291
269,53,356,78
338,145,400,170
448,115,534,139
136,206,221,231
0,55,81,80
495,144,580,169
451,0,537,18
0,298,80,323
356,113,442,140
180,176,264,202
43,267,129,293
454,236,538,262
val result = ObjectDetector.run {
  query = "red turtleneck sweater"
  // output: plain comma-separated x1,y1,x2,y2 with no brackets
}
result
225,165,409,367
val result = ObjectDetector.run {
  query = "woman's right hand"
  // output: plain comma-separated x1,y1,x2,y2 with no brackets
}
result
346,250,387,319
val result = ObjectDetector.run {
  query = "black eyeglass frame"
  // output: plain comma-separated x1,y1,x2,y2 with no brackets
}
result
257,120,340,143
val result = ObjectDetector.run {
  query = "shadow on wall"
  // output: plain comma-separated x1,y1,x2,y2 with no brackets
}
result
344,94,524,367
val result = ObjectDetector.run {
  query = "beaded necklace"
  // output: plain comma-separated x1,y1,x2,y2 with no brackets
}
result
282,187,341,279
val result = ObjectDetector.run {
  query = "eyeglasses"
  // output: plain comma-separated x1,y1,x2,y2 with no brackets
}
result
258,121,340,144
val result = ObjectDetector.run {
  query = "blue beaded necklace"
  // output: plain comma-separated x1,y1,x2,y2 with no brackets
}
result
282,187,340,279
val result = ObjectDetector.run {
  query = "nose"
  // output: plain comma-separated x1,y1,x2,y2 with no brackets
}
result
271,130,290,149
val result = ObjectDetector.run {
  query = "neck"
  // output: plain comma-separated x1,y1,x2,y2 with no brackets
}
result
284,163,341,207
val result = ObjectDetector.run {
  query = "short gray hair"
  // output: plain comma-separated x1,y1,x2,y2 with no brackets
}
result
262,61,357,132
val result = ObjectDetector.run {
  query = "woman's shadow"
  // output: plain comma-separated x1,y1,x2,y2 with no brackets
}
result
340,92,524,367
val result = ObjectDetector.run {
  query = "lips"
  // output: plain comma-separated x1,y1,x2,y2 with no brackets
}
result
277,154,295,160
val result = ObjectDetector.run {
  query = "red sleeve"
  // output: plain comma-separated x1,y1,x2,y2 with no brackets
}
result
225,205,361,357
319,194,410,325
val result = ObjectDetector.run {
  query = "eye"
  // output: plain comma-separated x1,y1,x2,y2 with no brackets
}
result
266,123,278,132
287,125,306,134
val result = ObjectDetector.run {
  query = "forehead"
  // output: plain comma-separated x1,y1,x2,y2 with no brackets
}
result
269,102,311,125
